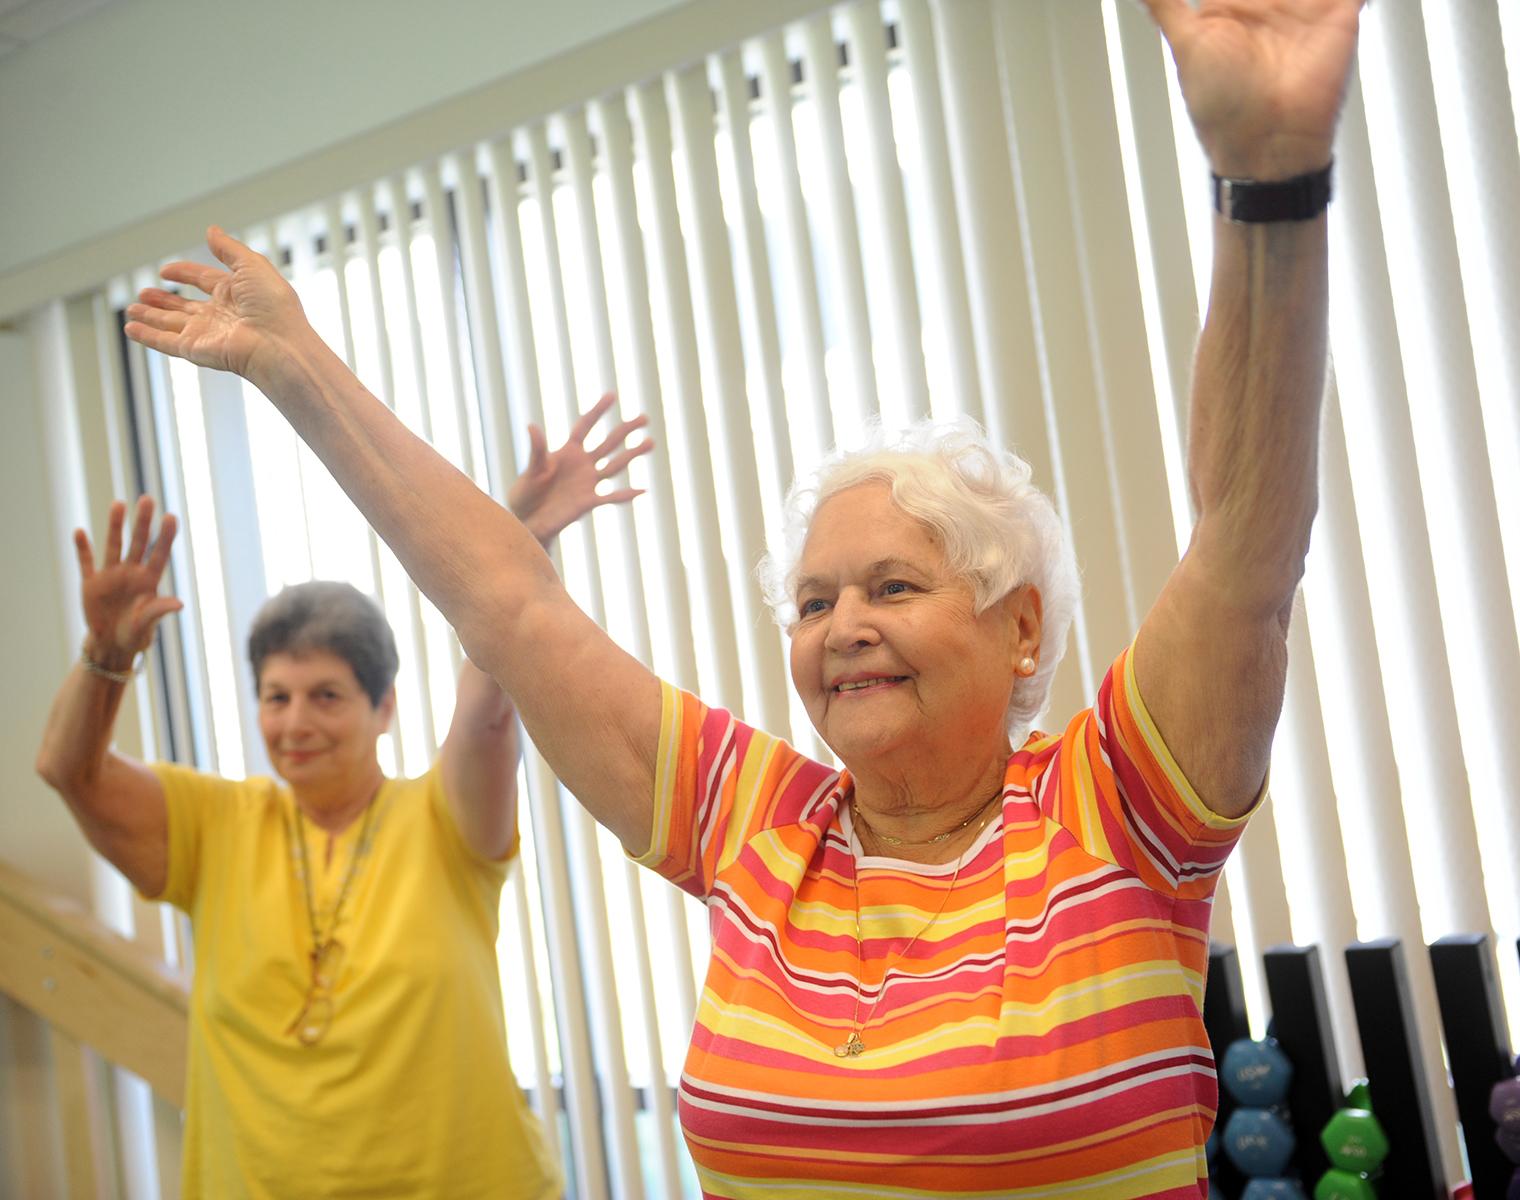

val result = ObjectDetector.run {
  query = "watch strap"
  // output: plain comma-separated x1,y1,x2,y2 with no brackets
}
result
1213,162,1333,223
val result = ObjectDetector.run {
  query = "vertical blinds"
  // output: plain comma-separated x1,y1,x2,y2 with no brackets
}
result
60,0,1519,1193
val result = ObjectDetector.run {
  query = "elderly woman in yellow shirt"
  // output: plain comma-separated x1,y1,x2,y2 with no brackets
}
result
35,396,649,1199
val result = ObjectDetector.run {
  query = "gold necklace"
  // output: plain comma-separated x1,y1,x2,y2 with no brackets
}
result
834,796,1000,1058
284,791,381,1045
852,790,1002,847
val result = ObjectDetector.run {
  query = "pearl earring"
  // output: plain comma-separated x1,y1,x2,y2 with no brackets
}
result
1017,656,1036,676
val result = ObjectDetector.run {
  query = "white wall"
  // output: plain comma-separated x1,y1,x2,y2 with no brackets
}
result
0,0,689,277
0,327,97,902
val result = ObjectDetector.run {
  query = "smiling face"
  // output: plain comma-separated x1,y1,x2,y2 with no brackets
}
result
789,482,1032,771
256,649,394,793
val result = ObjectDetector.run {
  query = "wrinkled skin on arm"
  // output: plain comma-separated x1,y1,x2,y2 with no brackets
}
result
1132,0,1362,817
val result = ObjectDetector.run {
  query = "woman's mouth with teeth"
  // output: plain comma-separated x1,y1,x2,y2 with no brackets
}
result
835,676,906,693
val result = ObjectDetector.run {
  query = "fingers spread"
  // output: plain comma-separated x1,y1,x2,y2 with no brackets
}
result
123,323,182,356
125,305,188,335
103,499,126,565
159,260,226,295
126,495,154,562
138,287,196,313
526,423,549,472
595,487,645,508
598,438,655,480
208,225,257,269
1136,0,1189,43
145,513,178,578
74,528,97,580
569,392,617,444
589,414,649,462
135,595,185,642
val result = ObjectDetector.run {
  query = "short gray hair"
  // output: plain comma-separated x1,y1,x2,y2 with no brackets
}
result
247,581,399,707
756,419,1080,740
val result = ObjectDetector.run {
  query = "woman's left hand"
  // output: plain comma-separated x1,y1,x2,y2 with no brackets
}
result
125,227,319,390
508,392,654,544
1142,0,1364,180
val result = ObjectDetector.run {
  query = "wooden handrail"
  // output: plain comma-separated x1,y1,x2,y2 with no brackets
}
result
0,860,187,1106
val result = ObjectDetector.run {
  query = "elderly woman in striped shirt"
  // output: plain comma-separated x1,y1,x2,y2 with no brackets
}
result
123,0,1361,1192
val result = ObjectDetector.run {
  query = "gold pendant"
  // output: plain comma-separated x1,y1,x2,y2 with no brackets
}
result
833,1031,865,1058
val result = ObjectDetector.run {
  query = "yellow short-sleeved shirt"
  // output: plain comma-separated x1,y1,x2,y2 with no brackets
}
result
148,761,561,1200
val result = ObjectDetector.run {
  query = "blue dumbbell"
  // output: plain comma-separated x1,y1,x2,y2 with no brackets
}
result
1222,1037,1294,1107
1243,1179,1309,1200
1246,1174,1307,1192
1224,1107,1297,1177
1220,1036,1297,1181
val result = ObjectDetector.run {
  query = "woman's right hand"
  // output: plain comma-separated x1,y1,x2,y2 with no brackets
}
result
77,497,183,670
124,226,315,386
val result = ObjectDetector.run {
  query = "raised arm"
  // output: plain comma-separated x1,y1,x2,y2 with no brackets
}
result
125,242,664,851
35,498,183,894
1133,0,1362,818
440,396,653,859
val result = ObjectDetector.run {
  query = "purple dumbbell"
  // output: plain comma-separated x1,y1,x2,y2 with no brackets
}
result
1492,1057,1520,1200
1492,1057,1520,1163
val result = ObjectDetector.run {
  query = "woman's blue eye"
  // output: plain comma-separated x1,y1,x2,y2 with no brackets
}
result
800,598,828,615
882,581,910,595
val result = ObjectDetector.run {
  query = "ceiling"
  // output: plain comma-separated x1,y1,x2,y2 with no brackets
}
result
0,0,120,60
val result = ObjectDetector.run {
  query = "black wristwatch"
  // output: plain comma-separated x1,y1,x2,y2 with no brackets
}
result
1213,162,1333,223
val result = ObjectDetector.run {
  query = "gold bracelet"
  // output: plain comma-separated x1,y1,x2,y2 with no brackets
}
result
80,644,136,685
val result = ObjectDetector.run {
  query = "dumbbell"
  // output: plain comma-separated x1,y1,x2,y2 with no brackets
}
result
1220,1037,1302,1192
1208,943,1253,1197
1263,945,1343,1181
1241,1181,1307,1199
1223,1037,1294,1108
1491,1058,1520,1200
1315,1081,1388,1200
1224,1107,1297,1177
1344,941,1442,1197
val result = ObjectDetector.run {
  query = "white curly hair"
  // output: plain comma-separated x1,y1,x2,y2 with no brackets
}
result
756,418,1080,742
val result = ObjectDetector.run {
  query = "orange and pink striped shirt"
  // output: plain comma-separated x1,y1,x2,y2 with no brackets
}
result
636,645,1251,1198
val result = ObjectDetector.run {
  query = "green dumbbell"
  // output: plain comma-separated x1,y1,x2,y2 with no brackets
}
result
1314,1169,1377,1200
1320,1082,1389,1174
1316,1082,1388,1199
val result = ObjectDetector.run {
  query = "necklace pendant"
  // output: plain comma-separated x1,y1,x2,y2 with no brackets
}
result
833,1031,865,1058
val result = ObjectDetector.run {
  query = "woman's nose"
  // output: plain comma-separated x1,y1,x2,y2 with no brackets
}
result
283,699,315,736
823,591,880,652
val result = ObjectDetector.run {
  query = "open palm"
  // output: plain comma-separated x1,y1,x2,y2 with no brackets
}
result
124,227,313,384
77,497,183,660
1144,0,1363,179
508,393,654,543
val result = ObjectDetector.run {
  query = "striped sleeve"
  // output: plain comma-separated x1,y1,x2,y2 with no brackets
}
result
635,682,836,901
1039,644,1255,900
